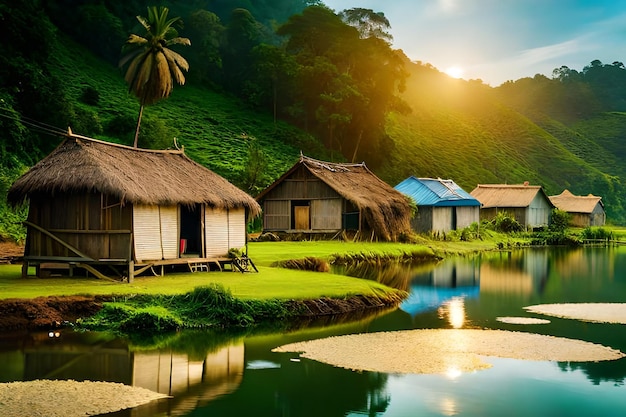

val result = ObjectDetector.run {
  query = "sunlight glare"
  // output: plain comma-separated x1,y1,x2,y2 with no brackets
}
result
439,297,466,328
439,396,459,416
445,66,464,79
445,366,462,380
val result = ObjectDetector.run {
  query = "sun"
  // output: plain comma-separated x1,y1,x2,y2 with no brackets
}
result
444,66,464,79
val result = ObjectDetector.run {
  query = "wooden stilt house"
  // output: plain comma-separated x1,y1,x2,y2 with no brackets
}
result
255,155,412,241
7,133,261,281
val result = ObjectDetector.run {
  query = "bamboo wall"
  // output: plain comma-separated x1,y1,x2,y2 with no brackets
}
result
26,192,132,261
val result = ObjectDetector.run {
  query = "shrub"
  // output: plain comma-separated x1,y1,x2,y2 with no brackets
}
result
79,86,100,106
491,211,523,233
106,113,136,138
550,209,571,233
119,308,181,333
580,227,613,241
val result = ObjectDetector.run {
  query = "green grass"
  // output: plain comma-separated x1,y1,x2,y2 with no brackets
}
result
0,264,396,301
0,236,522,301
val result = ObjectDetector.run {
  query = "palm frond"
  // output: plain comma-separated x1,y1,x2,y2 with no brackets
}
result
118,47,144,69
162,48,189,72
166,36,191,47
136,15,150,32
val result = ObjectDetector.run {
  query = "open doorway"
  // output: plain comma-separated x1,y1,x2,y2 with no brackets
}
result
180,204,202,256
291,200,310,230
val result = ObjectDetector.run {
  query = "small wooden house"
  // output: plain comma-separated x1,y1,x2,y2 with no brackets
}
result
470,182,554,229
255,155,411,241
7,133,261,281
395,177,480,233
549,190,605,227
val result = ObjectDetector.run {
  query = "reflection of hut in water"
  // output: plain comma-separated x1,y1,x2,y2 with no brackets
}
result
400,258,480,316
133,343,244,413
479,250,549,294
431,257,480,287
11,332,244,415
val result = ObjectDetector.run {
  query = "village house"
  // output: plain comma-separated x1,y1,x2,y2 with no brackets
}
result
7,132,261,281
548,190,605,227
255,154,411,241
395,177,480,234
470,182,554,230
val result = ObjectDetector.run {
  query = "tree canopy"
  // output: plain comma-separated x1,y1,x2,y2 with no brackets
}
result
119,6,191,147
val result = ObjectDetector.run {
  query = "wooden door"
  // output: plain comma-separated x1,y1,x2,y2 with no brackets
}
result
294,206,310,230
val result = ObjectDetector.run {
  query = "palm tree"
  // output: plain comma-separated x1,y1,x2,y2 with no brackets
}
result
119,6,190,147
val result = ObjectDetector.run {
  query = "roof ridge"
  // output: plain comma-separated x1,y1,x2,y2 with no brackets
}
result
301,154,366,172
68,131,185,155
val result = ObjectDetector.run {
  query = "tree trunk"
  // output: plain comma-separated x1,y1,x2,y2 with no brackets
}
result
351,130,363,163
133,105,144,148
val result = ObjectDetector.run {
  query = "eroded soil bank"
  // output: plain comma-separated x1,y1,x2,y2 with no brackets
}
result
0,293,404,331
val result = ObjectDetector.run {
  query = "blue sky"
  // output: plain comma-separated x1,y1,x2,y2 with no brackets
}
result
322,0,626,86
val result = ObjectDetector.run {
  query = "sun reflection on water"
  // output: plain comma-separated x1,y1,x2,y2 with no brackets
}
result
439,297,466,328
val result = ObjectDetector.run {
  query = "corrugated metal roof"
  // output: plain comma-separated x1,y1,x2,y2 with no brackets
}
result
395,177,480,207
549,189,603,214
470,183,549,208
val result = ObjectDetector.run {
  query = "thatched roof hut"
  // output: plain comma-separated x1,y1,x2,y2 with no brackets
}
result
8,133,260,281
548,190,605,227
471,182,554,229
8,134,260,214
256,155,411,241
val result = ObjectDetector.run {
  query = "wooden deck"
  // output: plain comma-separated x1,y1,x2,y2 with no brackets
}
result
23,255,246,283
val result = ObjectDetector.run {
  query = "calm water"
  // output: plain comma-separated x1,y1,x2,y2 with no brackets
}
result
1,247,626,416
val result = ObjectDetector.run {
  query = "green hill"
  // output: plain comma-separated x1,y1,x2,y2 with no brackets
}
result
2,1,626,244
378,63,625,222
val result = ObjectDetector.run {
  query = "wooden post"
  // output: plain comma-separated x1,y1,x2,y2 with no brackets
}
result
127,260,134,283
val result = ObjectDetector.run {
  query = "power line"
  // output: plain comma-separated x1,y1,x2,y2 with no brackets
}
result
0,107,67,138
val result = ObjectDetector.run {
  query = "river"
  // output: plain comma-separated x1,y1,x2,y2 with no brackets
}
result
1,246,625,416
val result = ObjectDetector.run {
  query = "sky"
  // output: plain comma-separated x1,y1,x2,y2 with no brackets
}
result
322,0,626,86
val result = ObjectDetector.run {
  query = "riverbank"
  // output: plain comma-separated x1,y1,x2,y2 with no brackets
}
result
0,236,527,331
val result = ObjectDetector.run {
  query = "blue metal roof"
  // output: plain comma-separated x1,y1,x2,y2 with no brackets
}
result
395,176,481,207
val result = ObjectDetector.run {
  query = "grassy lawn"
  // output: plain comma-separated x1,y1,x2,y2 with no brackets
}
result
0,236,525,301
0,264,395,300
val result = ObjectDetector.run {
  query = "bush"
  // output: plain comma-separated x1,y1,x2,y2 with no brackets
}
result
491,211,523,233
550,209,571,233
105,113,136,138
79,86,100,106
137,117,178,150
119,308,181,333
580,227,613,241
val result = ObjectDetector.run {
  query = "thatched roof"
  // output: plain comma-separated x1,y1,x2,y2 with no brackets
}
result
256,155,411,241
549,190,603,214
8,133,261,216
470,183,552,208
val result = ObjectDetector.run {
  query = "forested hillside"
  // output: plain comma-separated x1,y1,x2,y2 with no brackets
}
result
2,0,626,243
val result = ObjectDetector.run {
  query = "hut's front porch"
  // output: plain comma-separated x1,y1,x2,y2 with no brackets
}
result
22,255,251,282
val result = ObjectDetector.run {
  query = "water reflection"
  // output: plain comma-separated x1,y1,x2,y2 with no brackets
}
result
2,247,626,416
400,257,479,319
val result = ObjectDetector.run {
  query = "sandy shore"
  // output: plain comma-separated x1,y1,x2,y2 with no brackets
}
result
273,328,625,375
0,379,169,417
524,303,626,324
496,316,551,324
